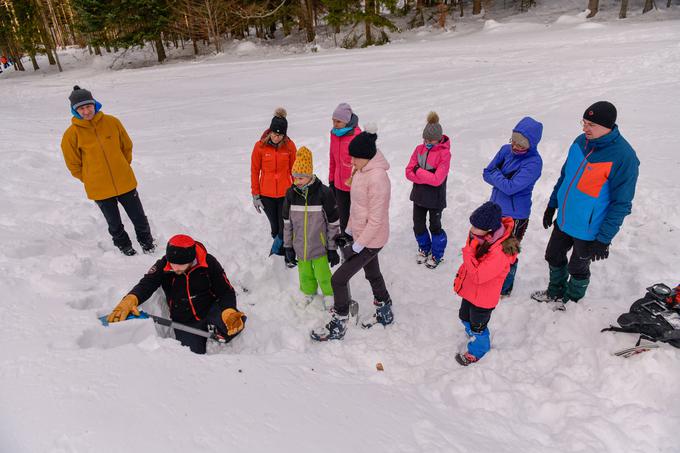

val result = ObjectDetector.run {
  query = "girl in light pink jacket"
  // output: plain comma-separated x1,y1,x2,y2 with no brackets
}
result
311,125,393,342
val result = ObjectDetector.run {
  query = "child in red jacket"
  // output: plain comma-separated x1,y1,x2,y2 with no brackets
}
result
453,202,519,366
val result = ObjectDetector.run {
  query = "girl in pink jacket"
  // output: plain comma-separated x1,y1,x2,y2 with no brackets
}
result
329,103,361,233
453,202,519,365
405,112,451,269
311,125,393,341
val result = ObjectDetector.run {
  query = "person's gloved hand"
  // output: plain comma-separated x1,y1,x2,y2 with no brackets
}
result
284,247,297,265
333,232,354,248
221,308,245,336
542,206,556,229
329,181,335,192
590,240,610,261
327,249,340,267
107,294,139,323
252,195,264,214
413,163,420,173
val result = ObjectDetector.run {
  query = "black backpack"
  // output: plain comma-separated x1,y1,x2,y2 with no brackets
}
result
602,283,680,348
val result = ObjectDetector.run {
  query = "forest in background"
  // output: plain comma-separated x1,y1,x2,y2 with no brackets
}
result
0,0,675,71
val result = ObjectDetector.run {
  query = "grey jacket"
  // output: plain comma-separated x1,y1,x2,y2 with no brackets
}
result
282,176,340,261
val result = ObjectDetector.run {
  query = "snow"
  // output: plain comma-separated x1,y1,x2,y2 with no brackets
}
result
2,8,680,453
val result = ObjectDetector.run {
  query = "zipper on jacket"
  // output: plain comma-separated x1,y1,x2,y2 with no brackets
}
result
94,124,119,195
183,269,200,321
303,191,309,261
559,144,594,229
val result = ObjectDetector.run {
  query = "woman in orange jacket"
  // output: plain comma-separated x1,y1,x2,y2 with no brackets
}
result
250,108,297,259
453,202,519,366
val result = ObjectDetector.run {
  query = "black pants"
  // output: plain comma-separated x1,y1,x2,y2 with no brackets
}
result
458,298,494,332
260,195,285,239
173,303,245,354
413,204,443,235
334,188,351,233
95,189,153,249
545,225,592,280
331,247,390,316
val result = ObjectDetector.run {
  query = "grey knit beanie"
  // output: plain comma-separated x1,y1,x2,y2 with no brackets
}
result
422,111,443,142
69,85,95,109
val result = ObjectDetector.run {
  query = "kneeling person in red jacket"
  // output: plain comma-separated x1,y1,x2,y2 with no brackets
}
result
107,235,246,354
453,202,519,366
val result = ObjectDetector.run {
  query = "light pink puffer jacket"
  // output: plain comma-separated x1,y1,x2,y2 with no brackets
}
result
347,151,391,249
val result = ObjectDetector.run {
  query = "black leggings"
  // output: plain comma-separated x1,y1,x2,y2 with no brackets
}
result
458,298,494,332
260,195,285,239
334,188,351,233
413,204,443,235
331,247,390,316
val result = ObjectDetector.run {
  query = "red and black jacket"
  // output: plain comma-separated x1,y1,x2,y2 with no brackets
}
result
128,243,236,324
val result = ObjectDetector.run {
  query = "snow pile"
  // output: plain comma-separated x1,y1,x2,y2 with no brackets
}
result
1,12,679,453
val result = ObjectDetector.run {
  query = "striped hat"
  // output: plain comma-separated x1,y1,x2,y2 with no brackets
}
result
69,85,95,109
292,146,314,177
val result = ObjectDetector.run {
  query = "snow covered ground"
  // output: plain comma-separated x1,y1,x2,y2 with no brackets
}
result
2,8,680,453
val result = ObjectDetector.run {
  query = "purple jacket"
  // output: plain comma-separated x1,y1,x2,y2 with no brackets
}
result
483,117,543,219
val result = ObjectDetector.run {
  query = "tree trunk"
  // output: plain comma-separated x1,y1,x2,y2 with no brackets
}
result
619,0,629,18
155,36,166,63
30,53,39,71
460,0,465,17
438,2,448,27
94,45,102,56
587,0,599,17
299,0,316,43
36,3,57,66
365,0,374,45
473,0,482,15
668,0,672,7
643,0,655,13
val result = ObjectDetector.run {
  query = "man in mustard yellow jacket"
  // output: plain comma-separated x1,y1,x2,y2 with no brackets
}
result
61,86,155,256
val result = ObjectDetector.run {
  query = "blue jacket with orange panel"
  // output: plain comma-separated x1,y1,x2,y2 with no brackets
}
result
548,126,639,244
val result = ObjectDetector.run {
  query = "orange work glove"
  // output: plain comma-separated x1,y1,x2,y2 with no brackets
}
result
221,308,245,336
107,294,140,323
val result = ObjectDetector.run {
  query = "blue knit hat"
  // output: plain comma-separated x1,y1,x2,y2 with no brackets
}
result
470,202,503,232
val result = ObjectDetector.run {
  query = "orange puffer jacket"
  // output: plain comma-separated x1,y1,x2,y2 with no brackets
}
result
250,130,297,198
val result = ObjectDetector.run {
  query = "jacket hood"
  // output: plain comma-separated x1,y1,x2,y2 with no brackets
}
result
431,134,451,153
70,101,103,127
360,150,390,173
513,116,543,152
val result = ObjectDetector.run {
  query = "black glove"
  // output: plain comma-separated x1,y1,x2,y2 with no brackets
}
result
284,247,297,265
329,181,335,192
327,249,340,267
333,232,354,248
590,240,610,261
542,206,556,229
412,164,420,173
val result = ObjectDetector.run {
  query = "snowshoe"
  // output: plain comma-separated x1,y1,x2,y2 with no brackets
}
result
416,249,430,265
532,291,568,311
310,311,349,341
531,290,561,303
361,299,394,329
297,295,316,309
455,352,479,366
425,255,443,269
119,245,137,256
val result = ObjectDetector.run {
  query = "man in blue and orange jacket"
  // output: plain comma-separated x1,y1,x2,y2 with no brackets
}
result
532,101,639,309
